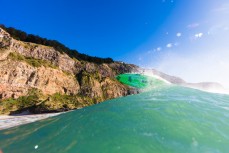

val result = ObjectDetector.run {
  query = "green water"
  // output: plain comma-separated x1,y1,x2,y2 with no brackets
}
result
0,76,229,153
116,73,165,88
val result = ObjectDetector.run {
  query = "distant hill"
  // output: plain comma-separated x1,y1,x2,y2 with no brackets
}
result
140,69,228,94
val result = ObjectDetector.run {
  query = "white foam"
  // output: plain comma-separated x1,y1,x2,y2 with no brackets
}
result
139,70,171,84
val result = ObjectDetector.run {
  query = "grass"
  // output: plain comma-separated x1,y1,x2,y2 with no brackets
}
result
0,88,41,114
0,89,99,114
8,52,57,68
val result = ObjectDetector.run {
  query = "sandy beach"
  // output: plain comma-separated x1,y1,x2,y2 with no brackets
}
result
0,112,62,130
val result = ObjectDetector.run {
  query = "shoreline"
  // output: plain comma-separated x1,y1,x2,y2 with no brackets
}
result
0,112,62,130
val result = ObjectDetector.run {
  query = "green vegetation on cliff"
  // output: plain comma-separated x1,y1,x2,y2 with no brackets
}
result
0,89,42,114
0,89,99,115
8,52,57,68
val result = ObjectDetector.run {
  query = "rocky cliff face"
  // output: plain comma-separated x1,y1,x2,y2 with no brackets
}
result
0,28,138,114
0,60,79,99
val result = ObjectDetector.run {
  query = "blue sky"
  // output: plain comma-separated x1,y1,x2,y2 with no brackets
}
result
0,0,177,59
1,0,229,87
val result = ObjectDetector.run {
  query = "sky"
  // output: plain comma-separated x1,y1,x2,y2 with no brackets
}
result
1,0,229,87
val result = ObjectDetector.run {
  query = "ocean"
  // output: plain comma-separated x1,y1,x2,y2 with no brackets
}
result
0,75,229,153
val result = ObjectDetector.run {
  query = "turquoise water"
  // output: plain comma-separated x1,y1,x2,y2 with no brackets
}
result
116,73,165,88
0,85,229,153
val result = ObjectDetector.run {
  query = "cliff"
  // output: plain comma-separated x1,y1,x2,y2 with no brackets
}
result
0,28,138,114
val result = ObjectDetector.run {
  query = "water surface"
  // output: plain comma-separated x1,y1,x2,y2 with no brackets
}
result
0,85,229,153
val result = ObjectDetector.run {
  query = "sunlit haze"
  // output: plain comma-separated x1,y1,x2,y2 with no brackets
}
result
131,0,229,88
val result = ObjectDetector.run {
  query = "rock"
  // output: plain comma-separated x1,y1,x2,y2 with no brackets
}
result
0,27,139,114
0,60,79,99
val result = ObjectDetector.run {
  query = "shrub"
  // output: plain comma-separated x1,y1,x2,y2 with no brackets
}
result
0,24,114,64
